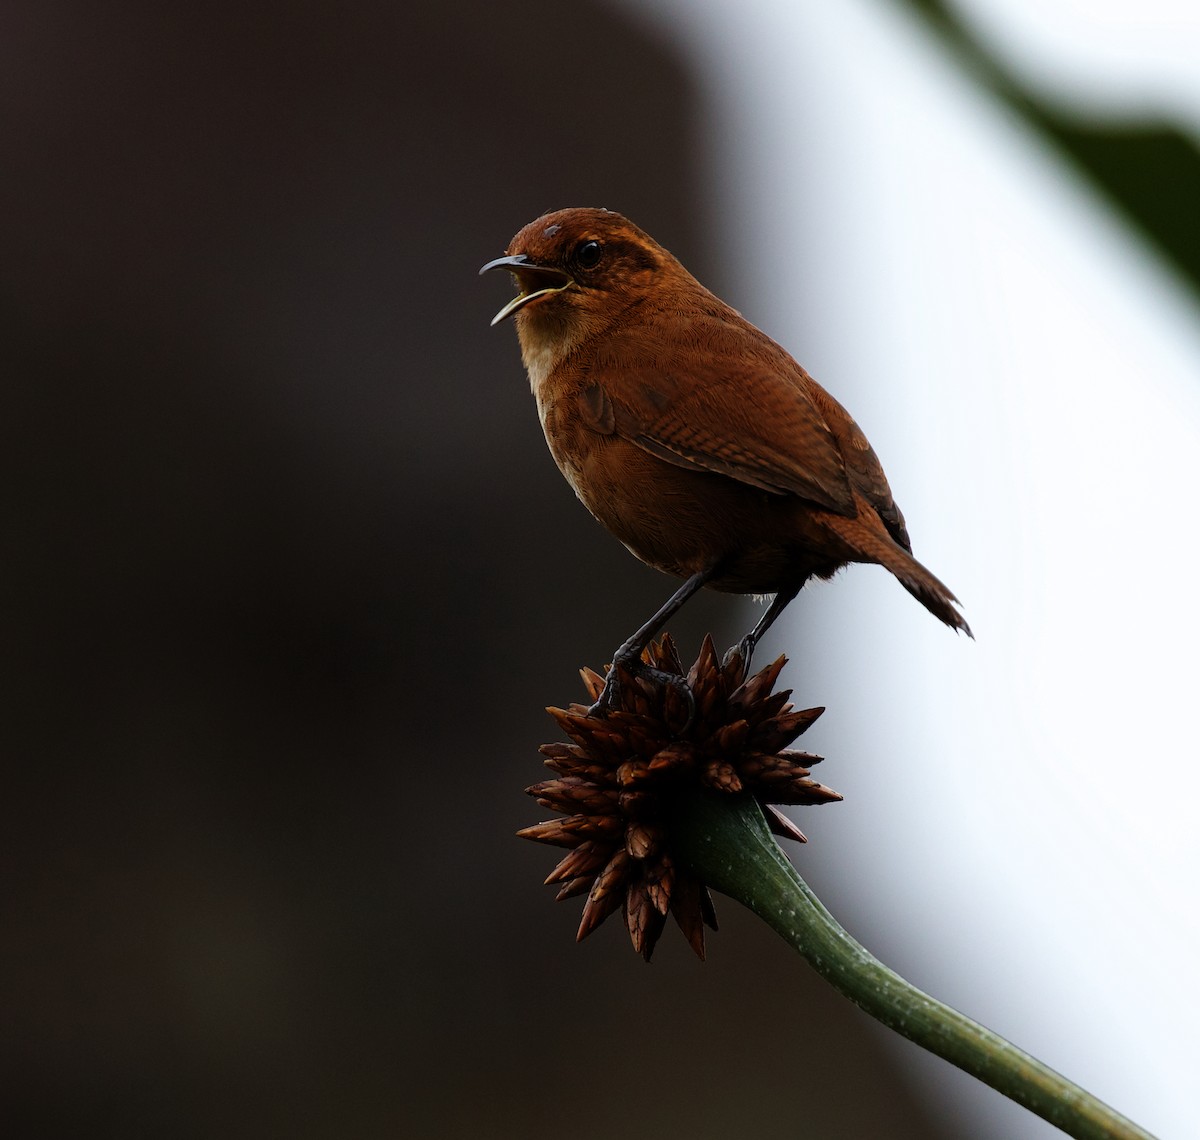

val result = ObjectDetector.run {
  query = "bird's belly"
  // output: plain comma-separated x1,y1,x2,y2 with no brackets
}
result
553,433,851,593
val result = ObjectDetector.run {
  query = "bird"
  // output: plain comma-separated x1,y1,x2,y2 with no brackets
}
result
481,207,970,712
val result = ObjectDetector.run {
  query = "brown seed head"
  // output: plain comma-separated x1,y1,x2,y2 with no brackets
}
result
518,634,842,961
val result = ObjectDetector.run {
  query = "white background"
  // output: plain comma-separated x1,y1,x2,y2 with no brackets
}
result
614,1,1200,1136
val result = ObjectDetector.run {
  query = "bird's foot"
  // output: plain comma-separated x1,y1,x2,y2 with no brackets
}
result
585,668,621,717
722,634,757,674
587,656,697,731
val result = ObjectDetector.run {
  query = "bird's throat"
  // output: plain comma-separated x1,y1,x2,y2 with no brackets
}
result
516,314,580,401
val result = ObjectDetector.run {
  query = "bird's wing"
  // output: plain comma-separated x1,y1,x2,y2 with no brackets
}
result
807,384,912,551
578,312,858,516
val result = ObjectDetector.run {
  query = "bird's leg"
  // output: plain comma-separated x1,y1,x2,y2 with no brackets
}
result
725,584,802,671
589,566,719,719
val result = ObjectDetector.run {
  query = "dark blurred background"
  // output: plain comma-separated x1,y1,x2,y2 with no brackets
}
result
0,2,960,1136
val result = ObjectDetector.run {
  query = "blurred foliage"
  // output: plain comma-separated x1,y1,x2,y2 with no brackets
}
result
902,0,1200,299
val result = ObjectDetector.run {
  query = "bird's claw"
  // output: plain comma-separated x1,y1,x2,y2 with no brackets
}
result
586,657,697,733
585,670,622,718
722,635,755,673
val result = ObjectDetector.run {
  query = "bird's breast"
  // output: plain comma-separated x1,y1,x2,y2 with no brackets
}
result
536,388,594,496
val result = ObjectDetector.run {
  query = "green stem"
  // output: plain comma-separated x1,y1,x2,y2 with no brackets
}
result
674,791,1157,1140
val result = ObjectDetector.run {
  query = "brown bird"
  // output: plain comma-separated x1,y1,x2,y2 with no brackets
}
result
482,207,970,710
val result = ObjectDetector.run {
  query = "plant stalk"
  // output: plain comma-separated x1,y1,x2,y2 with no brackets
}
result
673,790,1157,1140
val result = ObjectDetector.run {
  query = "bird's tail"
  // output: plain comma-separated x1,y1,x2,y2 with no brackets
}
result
822,511,973,637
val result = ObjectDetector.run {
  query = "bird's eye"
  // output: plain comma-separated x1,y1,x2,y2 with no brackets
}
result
574,240,602,269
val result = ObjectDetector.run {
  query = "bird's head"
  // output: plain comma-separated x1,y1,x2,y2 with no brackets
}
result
480,208,677,349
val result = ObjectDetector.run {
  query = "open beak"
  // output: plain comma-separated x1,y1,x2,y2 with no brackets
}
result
479,254,574,326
